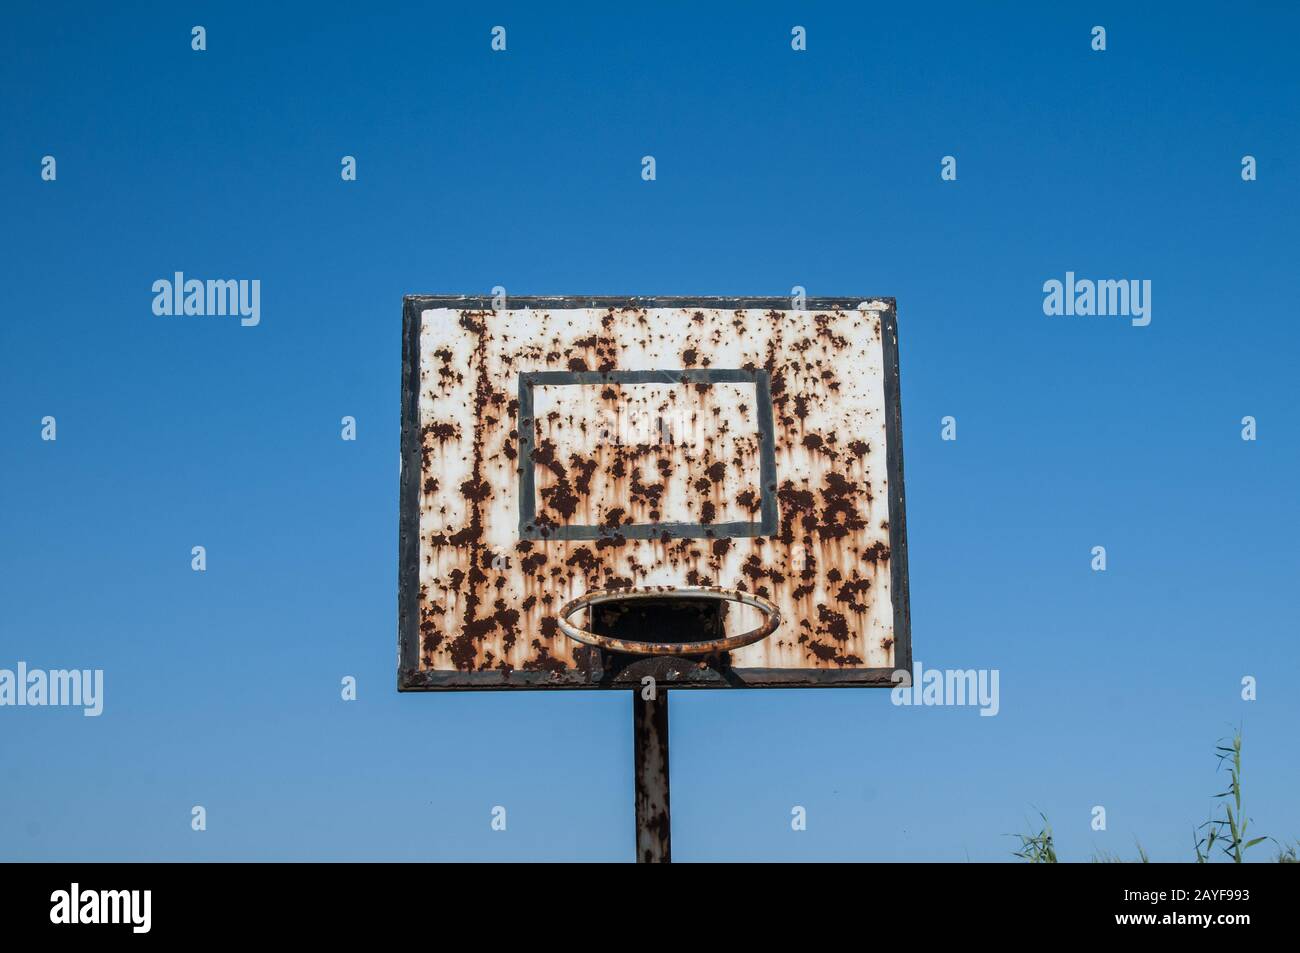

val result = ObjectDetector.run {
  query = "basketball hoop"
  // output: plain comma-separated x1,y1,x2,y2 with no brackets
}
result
556,586,781,656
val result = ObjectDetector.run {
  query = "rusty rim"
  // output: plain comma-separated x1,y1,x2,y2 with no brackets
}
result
556,586,781,656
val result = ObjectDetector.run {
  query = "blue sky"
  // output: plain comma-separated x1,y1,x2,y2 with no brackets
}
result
2,2,1296,861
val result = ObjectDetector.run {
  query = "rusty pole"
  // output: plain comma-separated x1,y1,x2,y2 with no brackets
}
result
633,688,671,863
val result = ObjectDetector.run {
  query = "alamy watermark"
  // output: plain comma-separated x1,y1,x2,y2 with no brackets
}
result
0,662,103,716
50,883,150,933
152,272,260,327
1042,272,1150,327
891,661,999,716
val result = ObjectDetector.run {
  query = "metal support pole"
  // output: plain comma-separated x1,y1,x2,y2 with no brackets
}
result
633,687,671,863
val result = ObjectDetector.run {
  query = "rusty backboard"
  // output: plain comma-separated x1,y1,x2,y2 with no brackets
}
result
398,296,910,690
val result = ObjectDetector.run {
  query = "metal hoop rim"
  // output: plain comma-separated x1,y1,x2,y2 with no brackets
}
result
555,586,782,656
